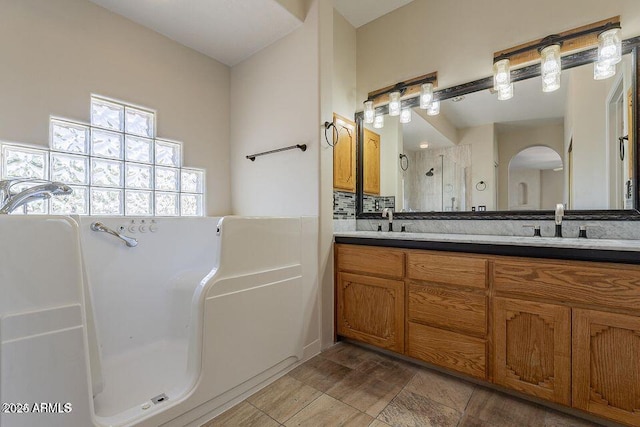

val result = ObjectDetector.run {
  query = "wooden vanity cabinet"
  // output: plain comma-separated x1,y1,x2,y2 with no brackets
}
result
334,243,640,426
494,257,640,426
335,244,405,353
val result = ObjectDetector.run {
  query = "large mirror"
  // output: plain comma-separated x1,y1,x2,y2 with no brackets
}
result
356,42,639,218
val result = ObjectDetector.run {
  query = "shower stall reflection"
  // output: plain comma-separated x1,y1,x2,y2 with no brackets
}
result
403,145,471,212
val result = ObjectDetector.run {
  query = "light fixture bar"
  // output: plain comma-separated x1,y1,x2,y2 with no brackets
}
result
366,71,438,106
493,16,620,68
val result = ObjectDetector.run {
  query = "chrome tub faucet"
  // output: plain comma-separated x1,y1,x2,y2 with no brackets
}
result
90,222,138,248
0,179,72,214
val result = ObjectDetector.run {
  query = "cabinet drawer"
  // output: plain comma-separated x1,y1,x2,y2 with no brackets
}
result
408,283,487,337
336,244,404,279
494,259,640,312
407,251,487,289
407,322,486,379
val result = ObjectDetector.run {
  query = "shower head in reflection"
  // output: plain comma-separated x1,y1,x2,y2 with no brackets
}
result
426,168,434,177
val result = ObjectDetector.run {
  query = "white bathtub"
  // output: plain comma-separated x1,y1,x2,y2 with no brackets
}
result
1,215,309,427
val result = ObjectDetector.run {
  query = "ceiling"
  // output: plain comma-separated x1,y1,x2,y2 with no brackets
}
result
403,110,455,151
440,74,568,130
88,0,303,66
333,0,415,28
88,0,417,66
402,68,571,152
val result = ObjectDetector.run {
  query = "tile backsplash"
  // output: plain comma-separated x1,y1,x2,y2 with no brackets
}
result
333,191,396,219
333,191,356,219
355,218,640,240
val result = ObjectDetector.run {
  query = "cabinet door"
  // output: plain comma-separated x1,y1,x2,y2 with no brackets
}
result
337,272,404,353
493,298,571,405
363,128,380,195
332,114,356,192
573,309,640,426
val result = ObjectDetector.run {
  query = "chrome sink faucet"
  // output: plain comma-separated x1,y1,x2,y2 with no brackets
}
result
382,207,394,232
0,179,72,214
554,203,564,237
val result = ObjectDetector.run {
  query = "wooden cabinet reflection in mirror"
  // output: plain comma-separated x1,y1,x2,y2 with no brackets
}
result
333,114,357,220
333,114,356,193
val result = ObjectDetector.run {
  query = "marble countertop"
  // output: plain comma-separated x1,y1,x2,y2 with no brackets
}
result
334,231,640,252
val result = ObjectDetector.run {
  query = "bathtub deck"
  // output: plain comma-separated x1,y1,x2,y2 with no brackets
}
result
93,338,189,417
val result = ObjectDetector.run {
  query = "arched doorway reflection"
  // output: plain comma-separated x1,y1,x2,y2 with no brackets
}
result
508,146,563,210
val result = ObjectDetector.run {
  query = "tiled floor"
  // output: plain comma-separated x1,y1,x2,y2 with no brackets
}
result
203,342,602,427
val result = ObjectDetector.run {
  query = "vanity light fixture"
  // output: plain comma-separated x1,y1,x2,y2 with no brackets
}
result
493,58,511,91
363,72,437,120
420,83,434,109
389,91,401,116
400,108,412,124
598,26,622,66
426,100,440,116
594,25,622,80
594,60,616,80
540,43,562,92
497,83,514,100
491,17,621,96
373,114,384,129
364,100,374,124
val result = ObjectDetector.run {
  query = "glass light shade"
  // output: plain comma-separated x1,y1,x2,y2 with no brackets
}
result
497,83,514,101
426,100,440,116
420,83,433,109
493,59,511,90
400,108,411,124
364,100,374,123
598,28,622,66
541,44,561,92
594,60,616,80
388,91,401,116
373,114,384,129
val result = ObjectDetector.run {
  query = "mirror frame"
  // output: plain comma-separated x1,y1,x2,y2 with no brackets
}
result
355,36,640,221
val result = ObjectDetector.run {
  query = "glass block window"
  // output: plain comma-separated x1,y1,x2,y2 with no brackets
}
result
0,95,205,216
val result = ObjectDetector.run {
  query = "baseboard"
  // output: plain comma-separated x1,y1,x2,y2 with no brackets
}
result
170,341,321,427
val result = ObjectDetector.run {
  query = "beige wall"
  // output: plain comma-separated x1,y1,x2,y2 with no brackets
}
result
356,0,640,103
564,66,609,209
509,169,541,210
497,124,564,210
319,0,335,350
459,124,496,210
230,0,322,352
0,0,231,215
541,169,564,209
230,3,319,217
332,11,357,121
